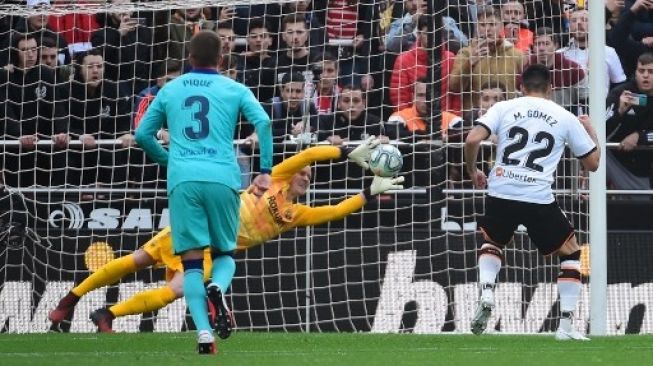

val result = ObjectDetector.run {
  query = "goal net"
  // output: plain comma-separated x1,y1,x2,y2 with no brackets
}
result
0,0,645,335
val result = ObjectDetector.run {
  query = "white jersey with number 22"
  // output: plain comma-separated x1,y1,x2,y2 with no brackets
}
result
476,96,596,204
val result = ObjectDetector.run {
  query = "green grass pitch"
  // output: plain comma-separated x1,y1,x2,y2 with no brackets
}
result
1,333,652,366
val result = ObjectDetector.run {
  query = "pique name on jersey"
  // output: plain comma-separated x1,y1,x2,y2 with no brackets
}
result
513,110,559,127
183,79,213,88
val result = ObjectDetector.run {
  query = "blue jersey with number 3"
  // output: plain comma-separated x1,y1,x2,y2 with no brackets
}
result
135,69,273,194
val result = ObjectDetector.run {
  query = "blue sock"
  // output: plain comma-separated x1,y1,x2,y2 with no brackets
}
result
183,267,212,333
211,255,236,293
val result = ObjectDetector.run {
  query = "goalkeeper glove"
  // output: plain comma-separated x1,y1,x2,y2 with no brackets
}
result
369,175,405,195
347,136,381,170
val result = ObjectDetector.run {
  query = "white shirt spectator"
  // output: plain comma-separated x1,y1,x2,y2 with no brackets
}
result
558,39,627,95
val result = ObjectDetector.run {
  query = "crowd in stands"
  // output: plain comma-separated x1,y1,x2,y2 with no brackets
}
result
0,0,652,193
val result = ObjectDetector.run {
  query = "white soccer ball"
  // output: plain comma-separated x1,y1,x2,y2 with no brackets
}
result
369,144,403,177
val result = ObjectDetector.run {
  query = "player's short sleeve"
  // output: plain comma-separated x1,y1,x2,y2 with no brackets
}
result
475,102,503,135
566,115,596,158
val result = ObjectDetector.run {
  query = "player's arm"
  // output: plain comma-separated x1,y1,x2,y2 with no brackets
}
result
271,138,381,180
135,90,168,166
239,87,273,174
574,115,601,172
464,125,490,186
271,146,342,180
292,176,405,227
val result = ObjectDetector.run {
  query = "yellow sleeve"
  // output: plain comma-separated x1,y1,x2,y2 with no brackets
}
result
272,146,342,181
292,193,366,227
448,46,473,93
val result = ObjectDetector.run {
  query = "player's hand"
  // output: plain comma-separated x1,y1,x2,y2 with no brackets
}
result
249,173,271,197
348,135,381,170
470,168,487,189
370,175,405,195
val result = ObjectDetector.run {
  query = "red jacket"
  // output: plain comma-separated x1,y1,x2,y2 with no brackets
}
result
390,44,461,115
48,14,99,46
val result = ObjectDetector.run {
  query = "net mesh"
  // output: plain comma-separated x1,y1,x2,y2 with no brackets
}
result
0,0,636,335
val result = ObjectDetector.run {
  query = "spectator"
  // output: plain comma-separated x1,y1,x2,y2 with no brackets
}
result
384,0,427,53
605,52,653,190
314,84,390,144
462,80,507,125
220,54,239,81
449,5,524,111
313,0,377,89
387,77,432,141
39,35,74,83
559,8,626,97
91,1,156,95
0,32,68,187
608,0,653,77
500,0,533,53
275,14,317,94
240,18,277,102
390,15,461,114
313,51,341,115
9,0,70,66
133,59,182,130
526,27,587,112
67,50,133,188
523,0,566,35
624,0,653,41
265,71,318,142
162,7,205,66
282,1,328,54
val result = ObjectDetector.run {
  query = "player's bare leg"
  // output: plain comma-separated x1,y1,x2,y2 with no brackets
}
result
554,236,590,341
49,250,154,327
471,243,504,335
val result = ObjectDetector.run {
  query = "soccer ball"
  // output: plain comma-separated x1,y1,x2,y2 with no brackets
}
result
369,144,403,177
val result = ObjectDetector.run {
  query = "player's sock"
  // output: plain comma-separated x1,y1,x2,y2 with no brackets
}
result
109,286,177,317
183,259,212,332
71,254,137,297
210,254,236,292
557,250,582,331
478,243,503,289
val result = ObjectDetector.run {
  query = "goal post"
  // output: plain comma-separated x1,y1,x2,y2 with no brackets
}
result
588,1,607,337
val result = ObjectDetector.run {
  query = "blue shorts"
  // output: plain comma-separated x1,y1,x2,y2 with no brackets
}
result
169,181,240,255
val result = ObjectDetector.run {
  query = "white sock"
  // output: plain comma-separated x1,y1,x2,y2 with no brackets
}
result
478,244,502,285
558,259,581,330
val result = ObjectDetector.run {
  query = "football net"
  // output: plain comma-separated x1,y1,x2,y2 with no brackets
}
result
0,0,636,335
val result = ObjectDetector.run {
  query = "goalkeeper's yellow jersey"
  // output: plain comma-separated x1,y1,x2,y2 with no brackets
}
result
143,146,367,276
237,146,366,250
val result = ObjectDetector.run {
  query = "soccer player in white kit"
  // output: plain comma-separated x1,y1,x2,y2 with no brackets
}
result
464,64,601,340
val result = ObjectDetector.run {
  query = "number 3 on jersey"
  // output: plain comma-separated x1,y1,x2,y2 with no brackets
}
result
501,126,555,172
183,95,209,140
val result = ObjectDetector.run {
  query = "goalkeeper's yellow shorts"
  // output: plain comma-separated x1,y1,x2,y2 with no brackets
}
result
141,227,212,282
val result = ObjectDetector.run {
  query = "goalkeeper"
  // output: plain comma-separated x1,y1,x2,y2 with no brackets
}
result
49,140,404,335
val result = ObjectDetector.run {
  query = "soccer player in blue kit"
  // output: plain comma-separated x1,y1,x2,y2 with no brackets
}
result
135,31,273,354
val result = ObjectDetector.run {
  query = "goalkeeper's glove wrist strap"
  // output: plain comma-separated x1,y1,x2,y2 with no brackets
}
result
363,186,376,201
339,146,354,161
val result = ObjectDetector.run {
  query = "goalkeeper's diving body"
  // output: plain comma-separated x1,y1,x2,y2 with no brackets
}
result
49,142,404,335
